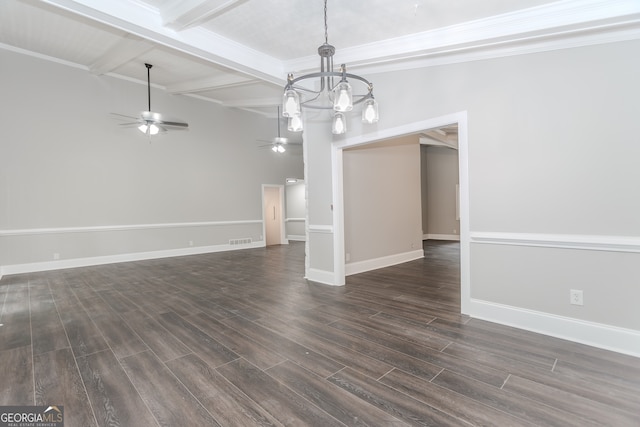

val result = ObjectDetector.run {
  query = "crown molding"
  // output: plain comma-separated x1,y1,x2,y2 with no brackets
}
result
284,0,640,74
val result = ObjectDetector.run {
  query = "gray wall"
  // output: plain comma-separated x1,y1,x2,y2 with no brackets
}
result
0,49,303,273
421,145,460,239
303,39,640,354
343,137,423,266
285,180,306,241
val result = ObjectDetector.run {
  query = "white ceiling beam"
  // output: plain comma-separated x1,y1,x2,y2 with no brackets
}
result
89,34,154,75
222,97,280,108
166,74,254,94
419,133,458,150
40,0,285,85
160,0,246,31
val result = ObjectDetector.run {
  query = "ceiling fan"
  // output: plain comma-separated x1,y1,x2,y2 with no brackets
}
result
112,63,188,136
257,106,301,154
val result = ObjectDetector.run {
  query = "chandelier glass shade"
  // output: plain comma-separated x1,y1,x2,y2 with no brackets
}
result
282,0,379,135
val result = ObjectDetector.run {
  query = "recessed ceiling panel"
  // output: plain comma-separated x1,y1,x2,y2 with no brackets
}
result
0,0,125,65
198,0,559,60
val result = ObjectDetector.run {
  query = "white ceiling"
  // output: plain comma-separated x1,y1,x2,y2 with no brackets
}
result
1,0,639,117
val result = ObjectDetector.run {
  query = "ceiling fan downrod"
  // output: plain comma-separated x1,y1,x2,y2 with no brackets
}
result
145,63,152,111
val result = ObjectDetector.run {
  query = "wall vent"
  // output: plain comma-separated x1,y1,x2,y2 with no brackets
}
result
229,238,252,245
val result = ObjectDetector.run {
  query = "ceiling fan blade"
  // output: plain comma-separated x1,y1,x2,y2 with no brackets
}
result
160,120,189,128
111,112,139,120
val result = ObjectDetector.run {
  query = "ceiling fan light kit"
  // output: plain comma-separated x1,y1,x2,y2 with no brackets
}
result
282,0,379,135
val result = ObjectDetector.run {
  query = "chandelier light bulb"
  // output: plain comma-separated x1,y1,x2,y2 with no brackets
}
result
288,115,303,132
282,89,300,117
333,81,353,112
332,112,347,134
362,98,379,124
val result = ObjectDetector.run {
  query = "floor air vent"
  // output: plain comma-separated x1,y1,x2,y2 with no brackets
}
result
229,238,252,245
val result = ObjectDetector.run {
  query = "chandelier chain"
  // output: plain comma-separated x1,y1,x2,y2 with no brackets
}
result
324,0,328,44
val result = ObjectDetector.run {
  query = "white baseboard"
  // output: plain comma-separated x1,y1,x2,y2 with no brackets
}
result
468,298,640,358
306,268,342,286
423,234,460,241
345,249,424,276
287,234,306,242
0,241,265,276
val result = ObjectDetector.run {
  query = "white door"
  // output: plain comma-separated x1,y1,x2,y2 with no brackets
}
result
264,186,283,246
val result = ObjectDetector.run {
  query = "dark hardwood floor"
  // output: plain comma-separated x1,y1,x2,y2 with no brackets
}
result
1,241,639,426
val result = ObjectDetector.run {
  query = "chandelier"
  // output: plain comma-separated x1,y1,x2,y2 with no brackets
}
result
282,0,379,135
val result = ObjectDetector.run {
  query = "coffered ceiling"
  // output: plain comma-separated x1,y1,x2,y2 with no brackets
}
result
1,0,639,117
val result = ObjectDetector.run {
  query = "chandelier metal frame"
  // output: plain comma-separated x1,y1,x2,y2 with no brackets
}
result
282,0,379,134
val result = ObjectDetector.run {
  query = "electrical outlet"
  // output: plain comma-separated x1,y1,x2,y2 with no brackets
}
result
570,289,583,306
346,253,351,262
188,240,194,246
53,253,60,260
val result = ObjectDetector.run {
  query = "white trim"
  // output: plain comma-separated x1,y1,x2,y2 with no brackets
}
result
349,21,640,78
285,218,306,222
332,143,346,286
424,234,461,241
286,235,306,242
306,268,341,286
332,111,471,312
0,220,263,237
345,250,425,276
308,225,334,234
286,0,640,73
468,298,640,358
470,232,640,253
0,241,265,276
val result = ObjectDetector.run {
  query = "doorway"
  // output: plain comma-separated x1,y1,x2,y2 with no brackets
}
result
263,184,286,246
331,112,469,313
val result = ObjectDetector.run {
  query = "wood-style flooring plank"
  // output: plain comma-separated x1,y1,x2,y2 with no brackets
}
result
328,367,465,426
183,312,286,370
330,318,509,388
0,283,31,351
76,349,158,427
502,373,639,426
34,348,97,427
157,311,239,367
52,290,110,358
119,309,191,362
29,293,69,356
379,368,535,427
431,369,603,427
96,289,139,314
220,315,345,378
166,353,283,427
121,350,222,426
216,358,346,427
255,314,395,380
267,360,410,427
0,345,34,405
286,312,444,382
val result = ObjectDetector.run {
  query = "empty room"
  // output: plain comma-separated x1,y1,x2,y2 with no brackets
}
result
1,1,639,426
